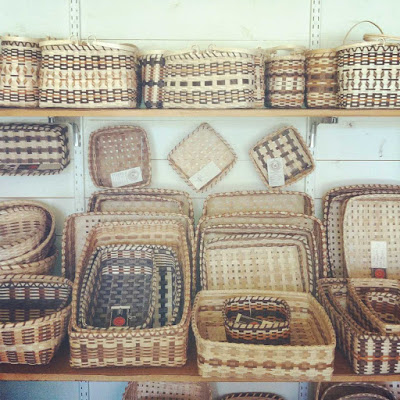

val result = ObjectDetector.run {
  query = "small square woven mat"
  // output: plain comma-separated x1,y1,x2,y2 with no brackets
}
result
250,126,315,188
168,123,237,192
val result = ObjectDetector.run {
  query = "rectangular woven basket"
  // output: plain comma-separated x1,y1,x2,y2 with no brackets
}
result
39,39,139,108
0,123,70,176
192,289,335,380
0,36,41,108
69,220,191,368
0,274,72,365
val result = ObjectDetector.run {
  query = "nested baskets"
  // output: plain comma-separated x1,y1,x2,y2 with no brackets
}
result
123,382,212,400
69,219,191,368
0,274,72,365
192,289,335,380
265,46,306,108
220,394,286,400
250,126,315,188
168,123,237,192
315,383,397,400
0,36,41,108
223,295,291,345
0,123,70,175
305,48,338,108
337,21,400,109
88,126,151,189
162,47,265,109
39,39,139,108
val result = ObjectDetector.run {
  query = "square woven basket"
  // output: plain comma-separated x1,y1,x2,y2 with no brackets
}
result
250,126,315,188
168,123,237,193
88,125,151,189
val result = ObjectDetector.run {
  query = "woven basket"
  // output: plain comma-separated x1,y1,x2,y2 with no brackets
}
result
139,50,165,109
322,184,400,278
250,126,315,188
337,21,400,109
123,382,212,400
39,39,139,108
88,125,151,189
0,36,41,108
0,246,57,275
162,46,264,109
318,278,400,375
316,383,397,400
305,48,338,108
69,220,191,368
0,201,55,266
0,274,72,365
62,211,194,281
0,123,70,176
78,244,158,330
168,123,237,192
0,204,47,262
220,394,285,400
266,46,306,108
192,289,335,380
223,295,291,345
87,188,194,219
202,190,314,217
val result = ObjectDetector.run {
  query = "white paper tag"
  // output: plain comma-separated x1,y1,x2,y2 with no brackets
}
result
189,161,221,190
267,157,285,187
371,241,387,270
110,167,143,188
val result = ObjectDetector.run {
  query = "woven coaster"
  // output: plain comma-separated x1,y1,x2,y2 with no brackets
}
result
168,123,237,192
250,126,315,188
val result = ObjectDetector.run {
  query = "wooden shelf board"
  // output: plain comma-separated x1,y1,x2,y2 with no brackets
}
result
0,108,400,118
1,342,399,382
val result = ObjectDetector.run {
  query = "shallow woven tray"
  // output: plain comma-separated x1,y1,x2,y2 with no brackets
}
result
78,244,157,330
87,188,194,219
220,393,286,400
168,123,237,192
250,126,315,188
318,278,400,375
88,125,151,189
343,194,400,278
123,381,212,400
69,220,191,368
322,184,400,278
202,190,314,217
316,382,397,400
0,274,72,365
192,289,335,380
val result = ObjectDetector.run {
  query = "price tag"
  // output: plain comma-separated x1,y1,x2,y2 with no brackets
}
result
267,158,285,187
111,167,143,188
371,241,387,278
189,161,221,190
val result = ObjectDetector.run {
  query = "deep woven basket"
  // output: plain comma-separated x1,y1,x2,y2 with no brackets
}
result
305,48,338,108
88,125,151,189
0,274,72,365
123,382,212,400
39,39,139,108
0,36,41,108
223,295,291,345
249,126,315,188
220,394,286,400
316,382,397,400
0,123,70,176
266,46,306,108
337,21,400,109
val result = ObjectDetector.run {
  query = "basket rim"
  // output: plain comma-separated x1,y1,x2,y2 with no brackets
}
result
336,40,400,51
1,35,41,43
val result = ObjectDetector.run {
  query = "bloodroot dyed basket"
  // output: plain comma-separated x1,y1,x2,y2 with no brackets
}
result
0,274,72,365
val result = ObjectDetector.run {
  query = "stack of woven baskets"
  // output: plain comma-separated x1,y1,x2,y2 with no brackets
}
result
192,190,336,380
66,187,194,368
0,201,72,365
315,383,398,400
319,184,400,375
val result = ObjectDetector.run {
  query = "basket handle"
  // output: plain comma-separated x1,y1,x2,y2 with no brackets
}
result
342,20,384,44
266,45,306,55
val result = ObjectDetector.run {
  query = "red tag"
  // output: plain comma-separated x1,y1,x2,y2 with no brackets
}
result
113,316,126,326
373,268,386,279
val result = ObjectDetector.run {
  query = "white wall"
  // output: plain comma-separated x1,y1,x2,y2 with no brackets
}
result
0,0,400,399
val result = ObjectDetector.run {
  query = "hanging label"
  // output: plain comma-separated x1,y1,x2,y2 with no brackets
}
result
267,158,285,187
110,305,131,327
111,167,143,188
371,241,387,278
189,161,221,190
